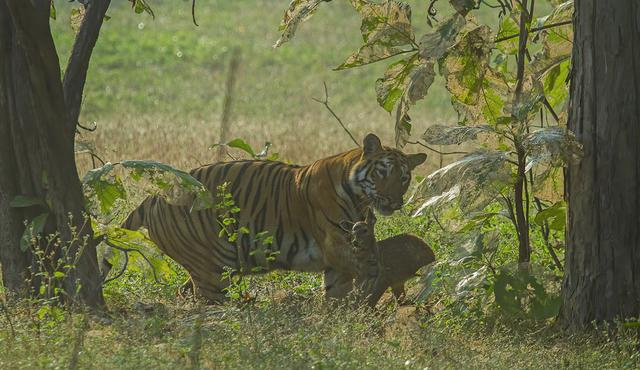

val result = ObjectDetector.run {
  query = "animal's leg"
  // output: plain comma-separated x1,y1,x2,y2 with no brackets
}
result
323,268,354,300
190,270,228,304
391,283,407,304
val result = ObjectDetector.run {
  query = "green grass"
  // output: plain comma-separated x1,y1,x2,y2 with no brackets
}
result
52,0,455,122
4,2,632,369
53,0,461,171
2,210,639,369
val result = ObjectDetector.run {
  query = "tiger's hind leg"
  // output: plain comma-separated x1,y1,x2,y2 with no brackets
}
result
190,271,229,304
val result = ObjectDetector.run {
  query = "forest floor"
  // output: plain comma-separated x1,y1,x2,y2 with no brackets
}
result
2,269,639,369
1,1,639,369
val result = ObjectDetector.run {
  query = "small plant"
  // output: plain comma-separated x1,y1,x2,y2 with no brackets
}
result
211,138,279,161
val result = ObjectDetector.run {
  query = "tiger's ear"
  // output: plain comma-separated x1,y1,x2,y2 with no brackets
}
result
407,152,427,170
363,133,382,158
364,207,377,225
339,220,355,232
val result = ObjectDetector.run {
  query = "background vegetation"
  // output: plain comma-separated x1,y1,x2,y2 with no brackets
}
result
2,0,639,368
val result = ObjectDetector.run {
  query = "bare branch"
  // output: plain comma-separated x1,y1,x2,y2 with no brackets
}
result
495,20,572,43
102,240,168,286
405,140,468,155
192,0,198,26
63,0,112,133
312,82,360,147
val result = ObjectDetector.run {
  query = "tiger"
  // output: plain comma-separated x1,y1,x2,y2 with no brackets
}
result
340,207,436,307
112,133,426,302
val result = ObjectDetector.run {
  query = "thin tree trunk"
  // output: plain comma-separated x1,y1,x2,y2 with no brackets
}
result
63,0,111,131
562,0,640,329
0,0,104,307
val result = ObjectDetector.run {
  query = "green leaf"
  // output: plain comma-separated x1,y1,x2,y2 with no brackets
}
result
448,0,479,16
70,6,85,34
421,124,492,145
495,15,519,55
534,201,566,232
10,195,44,208
20,213,49,252
415,265,438,304
335,0,415,70
530,292,561,320
523,127,583,171
543,59,570,109
120,160,213,211
455,266,488,295
225,138,256,158
50,1,56,20
418,14,466,61
53,271,65,279
102,226,173,283
412,150,512,213
129,0,155,18
374,55,436,147
82,163,127,216
274,0,324,48
441,25,509,125
494,271,523,315
537,1,573,60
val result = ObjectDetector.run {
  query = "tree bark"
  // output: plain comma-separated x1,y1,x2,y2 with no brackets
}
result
63,0,111,131
562,0,640,329
0,0,104,307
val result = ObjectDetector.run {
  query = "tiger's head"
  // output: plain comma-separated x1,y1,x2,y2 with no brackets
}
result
350,133,427,216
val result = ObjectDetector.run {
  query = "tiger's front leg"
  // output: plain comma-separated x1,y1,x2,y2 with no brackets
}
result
323,268,354,299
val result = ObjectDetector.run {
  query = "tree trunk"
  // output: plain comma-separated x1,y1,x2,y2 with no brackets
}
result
562,0,640,329
0,0,104,307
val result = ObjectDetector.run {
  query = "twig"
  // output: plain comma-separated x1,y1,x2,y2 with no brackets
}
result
63,0,112,133
542,96,560,123
312,82,360,147
431,210,446,232
191,0,198,26
76,121,97,132
405,140,467,155
514,0,529,99
533,196,564,271
427,0,438,16
495,20,572,43
102,240,168,286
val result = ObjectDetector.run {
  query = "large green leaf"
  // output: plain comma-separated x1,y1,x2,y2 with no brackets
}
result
20,213,49,252
442,25,510,125
422,124,492,145
336,0,415,70
543,59,570,110
100,226,174,283
274,0,325,48
375,55,436,147
120,160,213,210
537,1,573,60
412,150,512,213
83,163,127,216
534,200,566,232
418,13,466,61
448,0,479,16
83,161,214,217
494,271,523,315
523,127,583,171
10,195,44,208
